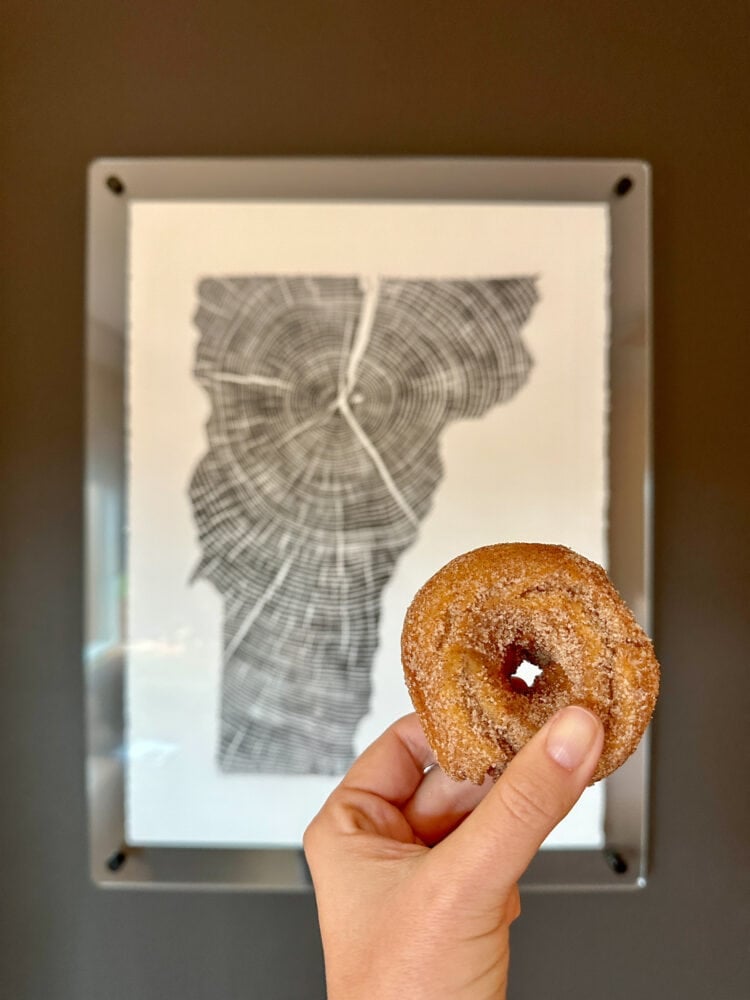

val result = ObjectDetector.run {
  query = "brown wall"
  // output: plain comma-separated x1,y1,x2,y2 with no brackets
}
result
1,2,748,998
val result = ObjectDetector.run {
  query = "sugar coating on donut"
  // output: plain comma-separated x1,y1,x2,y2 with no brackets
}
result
401,543,659,783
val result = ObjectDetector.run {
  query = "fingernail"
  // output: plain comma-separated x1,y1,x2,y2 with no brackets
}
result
545,707,600,771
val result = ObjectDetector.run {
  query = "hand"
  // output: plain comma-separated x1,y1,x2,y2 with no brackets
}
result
304,706,604,1000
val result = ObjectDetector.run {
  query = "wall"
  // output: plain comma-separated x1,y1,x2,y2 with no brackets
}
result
1,2,748,997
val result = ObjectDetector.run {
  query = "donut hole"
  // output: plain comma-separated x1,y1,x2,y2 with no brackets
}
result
504,643,545,693
512,659,543,689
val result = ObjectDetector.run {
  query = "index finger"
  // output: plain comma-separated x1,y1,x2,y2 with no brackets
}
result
339,713,435,806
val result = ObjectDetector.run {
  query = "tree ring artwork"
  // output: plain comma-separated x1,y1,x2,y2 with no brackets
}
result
125,201,609,847
190,275,538,775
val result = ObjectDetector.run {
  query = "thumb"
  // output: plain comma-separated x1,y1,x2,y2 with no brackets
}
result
432,706,604,904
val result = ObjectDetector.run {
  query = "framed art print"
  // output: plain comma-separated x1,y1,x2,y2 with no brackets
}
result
85,158,652,889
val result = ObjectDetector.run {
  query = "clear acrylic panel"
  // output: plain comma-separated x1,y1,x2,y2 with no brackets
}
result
85,157,652,890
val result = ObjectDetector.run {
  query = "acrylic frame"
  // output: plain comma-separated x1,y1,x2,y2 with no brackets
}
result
85,157,652,890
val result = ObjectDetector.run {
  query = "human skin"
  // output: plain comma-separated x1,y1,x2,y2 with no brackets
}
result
304,706,604,1000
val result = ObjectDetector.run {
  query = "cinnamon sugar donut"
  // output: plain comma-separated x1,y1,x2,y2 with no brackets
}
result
401,543,659,783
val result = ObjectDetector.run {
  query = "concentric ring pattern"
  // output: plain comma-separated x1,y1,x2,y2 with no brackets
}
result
189,275,539,774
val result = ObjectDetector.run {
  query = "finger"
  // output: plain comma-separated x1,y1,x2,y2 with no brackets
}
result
402,766,493,846
339,713,434,806
432,706,603,904
305,714,434,853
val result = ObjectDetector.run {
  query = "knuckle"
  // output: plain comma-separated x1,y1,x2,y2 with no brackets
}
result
302,812,324,859
301,789,367,862
496,773,557,829
507,886,522,924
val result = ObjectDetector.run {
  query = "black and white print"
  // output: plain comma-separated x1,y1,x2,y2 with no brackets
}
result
126,199,608,848
189,275,539,775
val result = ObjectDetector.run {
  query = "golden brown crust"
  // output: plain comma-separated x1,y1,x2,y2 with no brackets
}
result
401,543,659,783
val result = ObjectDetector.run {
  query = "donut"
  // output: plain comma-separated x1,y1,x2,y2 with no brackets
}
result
401,543,659,783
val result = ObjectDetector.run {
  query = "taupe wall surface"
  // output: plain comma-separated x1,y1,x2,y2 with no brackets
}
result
1,3,748,998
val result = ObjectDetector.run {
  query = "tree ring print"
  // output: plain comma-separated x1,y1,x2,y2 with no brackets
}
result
189,275,539,774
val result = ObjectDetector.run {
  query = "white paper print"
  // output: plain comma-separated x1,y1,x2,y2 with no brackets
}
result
125,201,609,848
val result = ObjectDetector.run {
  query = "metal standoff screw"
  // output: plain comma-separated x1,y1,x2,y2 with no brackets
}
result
106,848,128,872
604,849,629,874
613,176,633,197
